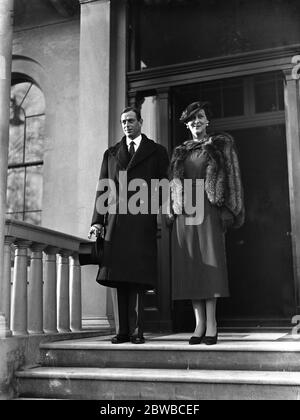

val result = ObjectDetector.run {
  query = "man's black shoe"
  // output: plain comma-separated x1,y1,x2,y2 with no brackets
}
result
111,335,131,344
131,336,145,345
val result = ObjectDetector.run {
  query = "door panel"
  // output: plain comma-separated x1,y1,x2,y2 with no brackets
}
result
219,125,295,324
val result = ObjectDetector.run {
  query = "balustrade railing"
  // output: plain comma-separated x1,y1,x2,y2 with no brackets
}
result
2,219,91,337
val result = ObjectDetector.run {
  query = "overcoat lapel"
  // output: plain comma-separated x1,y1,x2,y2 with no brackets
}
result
109,135,157,172
109,137,129,170
127,135,157,171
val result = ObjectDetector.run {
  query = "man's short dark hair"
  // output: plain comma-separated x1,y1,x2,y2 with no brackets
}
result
121,107,142,121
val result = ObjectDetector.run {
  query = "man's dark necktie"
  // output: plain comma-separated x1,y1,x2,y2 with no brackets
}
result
128,141,136,161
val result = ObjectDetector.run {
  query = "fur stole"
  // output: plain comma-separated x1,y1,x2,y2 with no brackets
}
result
169,132,245,229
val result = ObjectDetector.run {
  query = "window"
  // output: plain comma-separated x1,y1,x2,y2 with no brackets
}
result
172,71,285,146
7,81,45,226
130,0,300,70
254,73,284,113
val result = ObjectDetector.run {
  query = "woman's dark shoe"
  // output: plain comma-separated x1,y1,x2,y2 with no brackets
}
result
131,336,145,345
111,335,131,344
189,335,205,345
202,334,218,346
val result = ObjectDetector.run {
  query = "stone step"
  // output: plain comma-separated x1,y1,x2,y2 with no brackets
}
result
39,333,300,372
13,398,64,400
16,367,300,400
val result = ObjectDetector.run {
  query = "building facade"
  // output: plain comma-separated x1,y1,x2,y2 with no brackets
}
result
2,0,300,337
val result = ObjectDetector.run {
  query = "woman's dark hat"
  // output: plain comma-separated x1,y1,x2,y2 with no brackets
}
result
180,101,211,124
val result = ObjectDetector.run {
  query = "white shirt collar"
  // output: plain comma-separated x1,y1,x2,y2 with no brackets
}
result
126,135,142,150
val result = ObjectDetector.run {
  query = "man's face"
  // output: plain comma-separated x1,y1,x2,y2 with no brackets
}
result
121,111,143,139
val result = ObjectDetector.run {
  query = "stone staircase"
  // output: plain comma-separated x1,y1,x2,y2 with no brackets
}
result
15,332,300,400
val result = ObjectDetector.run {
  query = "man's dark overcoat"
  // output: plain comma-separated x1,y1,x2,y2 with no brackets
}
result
91,134,169,289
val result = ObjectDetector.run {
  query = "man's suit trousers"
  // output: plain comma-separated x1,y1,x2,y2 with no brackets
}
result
117,283,145,338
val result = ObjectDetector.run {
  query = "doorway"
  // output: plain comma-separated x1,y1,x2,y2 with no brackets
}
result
171,72,295,331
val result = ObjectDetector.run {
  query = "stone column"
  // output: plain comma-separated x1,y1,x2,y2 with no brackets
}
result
156,88,172,331
78,0,111,236
78,0,126,333
284,65,300,314
0,0,14,336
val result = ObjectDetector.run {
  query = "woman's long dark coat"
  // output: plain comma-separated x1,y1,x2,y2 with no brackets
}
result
91,134,169,289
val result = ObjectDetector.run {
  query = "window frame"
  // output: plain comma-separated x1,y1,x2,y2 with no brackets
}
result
7,78,45,225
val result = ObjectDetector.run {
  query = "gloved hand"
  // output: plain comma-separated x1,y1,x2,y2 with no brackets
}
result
88,224,104,240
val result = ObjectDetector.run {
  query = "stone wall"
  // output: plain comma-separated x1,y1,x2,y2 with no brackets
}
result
13,13,81,235
8,1,118,340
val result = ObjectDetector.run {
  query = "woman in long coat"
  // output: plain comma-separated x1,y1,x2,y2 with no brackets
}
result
168,101,244,345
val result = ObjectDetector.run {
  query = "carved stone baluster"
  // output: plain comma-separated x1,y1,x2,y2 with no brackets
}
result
2,236,14,336
43,247,59,334
70,253,82,332
57,251,71,333
28,243,45,335
11,240,31,336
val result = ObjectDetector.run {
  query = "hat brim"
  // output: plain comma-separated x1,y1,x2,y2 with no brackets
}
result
180,101,210,124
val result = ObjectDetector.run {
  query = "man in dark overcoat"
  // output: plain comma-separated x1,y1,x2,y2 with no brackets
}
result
89,107,169,344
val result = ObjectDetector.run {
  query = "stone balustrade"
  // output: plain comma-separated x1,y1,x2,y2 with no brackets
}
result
2,219,91,337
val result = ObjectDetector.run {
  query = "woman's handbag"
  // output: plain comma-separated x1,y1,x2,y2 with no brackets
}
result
79,234,104,266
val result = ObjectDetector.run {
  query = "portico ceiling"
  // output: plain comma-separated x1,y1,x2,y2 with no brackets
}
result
142,0,215,4
48,0,79,17
14,0,79,19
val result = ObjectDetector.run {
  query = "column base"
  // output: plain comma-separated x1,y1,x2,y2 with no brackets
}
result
12,331,28,337
43,329,59,335
28,330,44,335
70,328,83,333
82,316,115,331
0,314,12,337
57,328,72,334
0,329,12,338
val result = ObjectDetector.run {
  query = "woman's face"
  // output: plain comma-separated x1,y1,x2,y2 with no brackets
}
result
186,109,209,139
